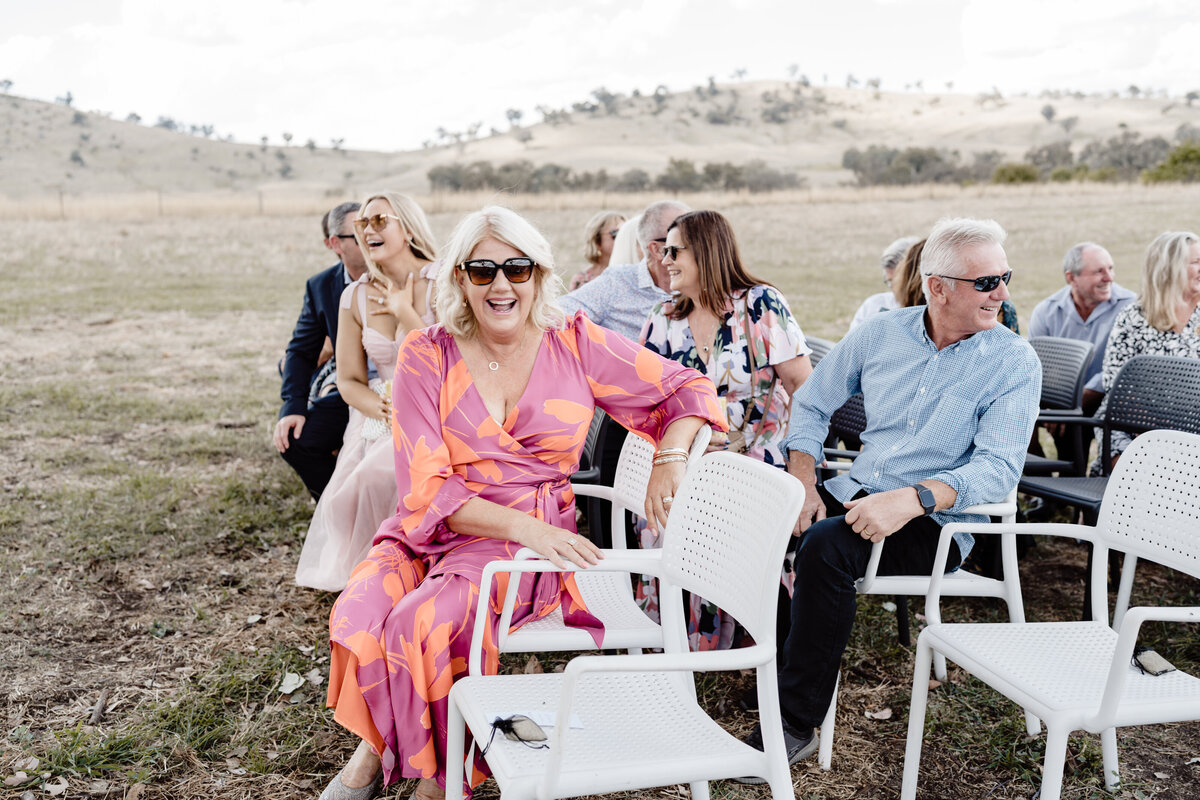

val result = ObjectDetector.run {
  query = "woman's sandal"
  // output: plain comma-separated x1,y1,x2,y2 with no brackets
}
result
317,771,382,800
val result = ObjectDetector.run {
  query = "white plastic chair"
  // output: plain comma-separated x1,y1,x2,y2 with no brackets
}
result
901,430,1200,800
490,425,711,655
815,486,1032,769
445,452,806,800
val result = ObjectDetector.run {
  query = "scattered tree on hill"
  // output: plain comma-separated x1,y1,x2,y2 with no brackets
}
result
1025,141,1073,175
282,132,293,146
1126,84,1141,99
56,91,74,107
125,112,141,124
1078,131,1170,179
1059,115,1079,134
1175,123,1200,143
261,135,269,150
71,111,87,126
514,128,533,147
592,87,619,115
1142,141,1200,183
305,139,317,151
506,108,523,127
731,68,747,81
155,116,179,131
846,74,858,89
1040,104,1056,122
1186,90,1200,107
330,138,345,151
69,149,85,166
0,79,12,93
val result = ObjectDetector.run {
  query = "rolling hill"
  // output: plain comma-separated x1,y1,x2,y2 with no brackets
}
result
2,80,1198,198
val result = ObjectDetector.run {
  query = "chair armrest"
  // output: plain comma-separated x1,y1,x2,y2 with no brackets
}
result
822,448,860,461
570,466,602,484
467,550,665,674
569,482,615,501
1092,605,1200,727
924,522,1099,620
1036,412,1103,426
857,491,1020,593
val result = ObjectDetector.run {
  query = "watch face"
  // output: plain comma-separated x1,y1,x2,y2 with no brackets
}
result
915,485,935,514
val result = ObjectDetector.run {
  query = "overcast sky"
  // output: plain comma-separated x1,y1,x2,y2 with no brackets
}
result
3,0,1196,152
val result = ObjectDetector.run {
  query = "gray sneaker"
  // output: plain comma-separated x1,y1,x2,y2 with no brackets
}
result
730,721,818,785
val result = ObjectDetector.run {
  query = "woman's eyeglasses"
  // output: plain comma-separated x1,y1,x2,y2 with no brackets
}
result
661,244,688,260
353,213,402,234
933,270,1012,292
457,257,536,286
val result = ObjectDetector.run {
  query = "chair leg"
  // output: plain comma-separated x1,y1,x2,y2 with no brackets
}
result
901,639,934,800
688,781,710,800
932,652,948,683
1038,726,1070,800
895,595,911,646
445,698,468,800
818,672,838,770
1101,728,1120,793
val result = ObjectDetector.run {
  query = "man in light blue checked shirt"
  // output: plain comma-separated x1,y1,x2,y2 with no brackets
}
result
735,217,1041,777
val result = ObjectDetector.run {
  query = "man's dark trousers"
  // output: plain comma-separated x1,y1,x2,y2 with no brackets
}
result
777,485,961,731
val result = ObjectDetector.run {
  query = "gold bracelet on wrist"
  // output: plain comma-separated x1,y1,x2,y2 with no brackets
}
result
654,447,689,458
652,454,688,466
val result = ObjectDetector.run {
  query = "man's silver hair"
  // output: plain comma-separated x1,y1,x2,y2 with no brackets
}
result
880,236,920,272
327,201,361,237
636,200,691,249
920,217,1007,301
1062,241,1106,275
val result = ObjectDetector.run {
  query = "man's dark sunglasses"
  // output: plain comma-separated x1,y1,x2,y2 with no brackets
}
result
934,270,1012,292
457,257,536,286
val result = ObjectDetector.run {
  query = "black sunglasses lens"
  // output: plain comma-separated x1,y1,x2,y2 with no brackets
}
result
975,271,1012,291
466,264,498,285
503,264,533,283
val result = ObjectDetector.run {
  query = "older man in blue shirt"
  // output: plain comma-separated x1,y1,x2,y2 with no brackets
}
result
559,200,688,340
735,217,1041,778
1029,242,1136,416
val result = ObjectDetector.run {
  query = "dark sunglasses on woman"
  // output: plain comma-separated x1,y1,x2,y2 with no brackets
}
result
933,270,1012,292
457,257,536,286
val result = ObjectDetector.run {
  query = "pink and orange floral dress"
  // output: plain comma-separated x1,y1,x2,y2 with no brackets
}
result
325,312,722,792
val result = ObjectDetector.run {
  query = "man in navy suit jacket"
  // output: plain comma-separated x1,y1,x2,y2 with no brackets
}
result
273,201,366,499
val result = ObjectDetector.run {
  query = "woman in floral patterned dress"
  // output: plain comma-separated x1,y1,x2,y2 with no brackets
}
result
639,209,813,650
318,206,724,800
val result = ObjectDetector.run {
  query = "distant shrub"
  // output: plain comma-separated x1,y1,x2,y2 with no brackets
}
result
425,158,802,194
69,150,85,166
1142,142,1200,183
1078,131,1170,180
842,145,964,185
1049,165,1090,182
1025,141,1074,176
991,162,1039,183
1087,166,1119,182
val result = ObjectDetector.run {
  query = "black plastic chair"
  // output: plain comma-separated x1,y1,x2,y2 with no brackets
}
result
1023,337,1095,477
573,411,612,546
1020,354,1200,518
1018,355,1200,618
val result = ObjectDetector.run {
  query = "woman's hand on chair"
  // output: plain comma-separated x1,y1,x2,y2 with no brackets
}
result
519,519,602,570
645,460,686,533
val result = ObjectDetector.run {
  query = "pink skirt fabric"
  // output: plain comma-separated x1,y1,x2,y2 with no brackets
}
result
296,405,399,591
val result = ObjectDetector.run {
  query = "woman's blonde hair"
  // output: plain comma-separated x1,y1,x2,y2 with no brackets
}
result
434,206,565,338
355,191,439,285
1141,231,1199,331
583,210,626,267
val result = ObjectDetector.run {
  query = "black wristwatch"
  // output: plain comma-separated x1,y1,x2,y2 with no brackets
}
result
911,483,936,516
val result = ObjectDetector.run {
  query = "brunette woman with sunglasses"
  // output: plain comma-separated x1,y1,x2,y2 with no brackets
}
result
295,192,440,592
639,209,814,650
568,209,626,290
318,206,724,800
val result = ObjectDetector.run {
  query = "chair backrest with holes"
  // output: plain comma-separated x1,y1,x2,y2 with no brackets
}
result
659,452,803,645
807,335,836,366
1030,336,1094,410
1097,429,1200,581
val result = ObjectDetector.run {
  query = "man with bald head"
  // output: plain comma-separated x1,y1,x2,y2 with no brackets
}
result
1029,242,1135,416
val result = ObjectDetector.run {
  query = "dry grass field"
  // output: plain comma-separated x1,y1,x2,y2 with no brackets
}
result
2,185,1199,800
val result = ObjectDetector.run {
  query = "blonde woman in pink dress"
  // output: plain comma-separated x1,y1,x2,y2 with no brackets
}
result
317,206,724,800
296,192,440,592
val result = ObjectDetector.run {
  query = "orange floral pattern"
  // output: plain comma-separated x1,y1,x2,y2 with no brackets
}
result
327,313,723,792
